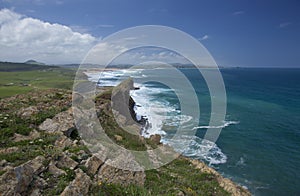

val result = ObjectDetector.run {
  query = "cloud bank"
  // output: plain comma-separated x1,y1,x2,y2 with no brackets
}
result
0,9,97,64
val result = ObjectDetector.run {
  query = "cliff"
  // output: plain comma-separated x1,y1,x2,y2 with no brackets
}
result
0,79,251,195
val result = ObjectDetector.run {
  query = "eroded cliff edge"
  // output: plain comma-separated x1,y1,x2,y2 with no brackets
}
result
0,79,251,195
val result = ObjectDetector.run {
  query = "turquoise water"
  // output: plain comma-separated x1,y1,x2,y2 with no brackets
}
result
216,68,300,195
89,67,300,195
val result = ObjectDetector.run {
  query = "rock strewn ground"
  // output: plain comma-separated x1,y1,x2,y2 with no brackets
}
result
0,82,251,195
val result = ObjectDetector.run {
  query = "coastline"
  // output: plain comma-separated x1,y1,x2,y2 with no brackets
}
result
96,77,251,195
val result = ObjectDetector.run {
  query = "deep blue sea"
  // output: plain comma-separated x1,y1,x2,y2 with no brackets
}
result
87,68,300,195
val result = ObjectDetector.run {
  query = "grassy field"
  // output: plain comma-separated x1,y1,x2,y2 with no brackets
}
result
0,68,75,98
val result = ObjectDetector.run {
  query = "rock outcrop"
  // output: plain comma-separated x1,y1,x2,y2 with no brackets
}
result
38,108,75,136
190,159,251,196
61,169,92,196
0,156,46,195
0,80,251,196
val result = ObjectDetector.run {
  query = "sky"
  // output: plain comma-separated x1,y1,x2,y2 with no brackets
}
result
0,0,299,67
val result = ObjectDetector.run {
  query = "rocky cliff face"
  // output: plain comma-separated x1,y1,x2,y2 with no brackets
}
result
0,80,251,196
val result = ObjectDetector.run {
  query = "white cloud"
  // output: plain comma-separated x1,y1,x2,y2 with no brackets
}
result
0,9,98,64
279,22,292,28
198,35,210,41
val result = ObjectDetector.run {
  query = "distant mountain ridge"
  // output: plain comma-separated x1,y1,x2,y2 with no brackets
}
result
24,60,45,65
0,61,58,72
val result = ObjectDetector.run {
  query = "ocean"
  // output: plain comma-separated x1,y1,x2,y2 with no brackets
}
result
86,67,300,195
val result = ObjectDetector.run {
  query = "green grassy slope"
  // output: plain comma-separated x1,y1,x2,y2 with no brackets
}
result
0,66,75,98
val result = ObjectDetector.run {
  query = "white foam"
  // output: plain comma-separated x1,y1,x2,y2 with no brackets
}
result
163,135,227,165
192,121,240,130
85,69,227,165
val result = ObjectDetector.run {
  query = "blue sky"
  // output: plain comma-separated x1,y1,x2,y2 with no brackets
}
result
0,0,299,67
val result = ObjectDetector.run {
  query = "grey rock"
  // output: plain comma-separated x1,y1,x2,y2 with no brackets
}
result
54,135,73,150
38,108,75,135
0,156,45,195
56,154,78,169
13,129,40,142
18,106,39,118
85,155,104,176
48,161,66,177
60,169,92,196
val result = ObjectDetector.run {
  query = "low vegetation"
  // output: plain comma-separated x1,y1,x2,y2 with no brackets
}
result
0,61,75,98
0,66,241,195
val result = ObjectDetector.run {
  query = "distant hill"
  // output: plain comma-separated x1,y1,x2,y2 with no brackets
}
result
24,60,46,65
0,61,58,72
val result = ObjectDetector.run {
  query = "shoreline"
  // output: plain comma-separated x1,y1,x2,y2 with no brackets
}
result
95,78,251,195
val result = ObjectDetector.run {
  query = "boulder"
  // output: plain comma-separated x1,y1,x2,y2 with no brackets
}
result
97,163,145,186
13,129,40,142
149,134,161,145
0,156,45,195
38,109,75,136
114,134,123,141
56,154,78,170
85,155,104,176
60,169,92,196
48,161,66,177
18,106,39,118
54,135,73,150
0,146,19,154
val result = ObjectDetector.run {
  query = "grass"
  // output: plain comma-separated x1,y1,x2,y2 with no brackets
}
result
0,132,60,166
90,87,229,196
42,167,76,196
95,89,147,151
145,157,230,196
88,157,229,195
0,68,75,98
89,183,149,196
0,72,231,195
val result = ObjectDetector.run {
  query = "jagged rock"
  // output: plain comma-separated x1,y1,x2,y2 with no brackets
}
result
0,156,45,195
111,78,138,125
77,150,89,161
13,129,40,142
149,134,161,145
114,134,123,141
29,176,47,196
0,146,19,154
218,178,251,196
48,161,66,177
60,169,92,196
56,154,78,170
85,155,104,176
0,159,7,167
54,135,73,150
33,176,47,189
38,118,60,133
17,106,39,118
29,189,41,196
189,159,218,175
189,159,251,196
38,108,75,136
97,163,145,186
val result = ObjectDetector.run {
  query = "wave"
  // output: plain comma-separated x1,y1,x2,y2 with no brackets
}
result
162,135,227,165
192,121,239,130
86,69,227,165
